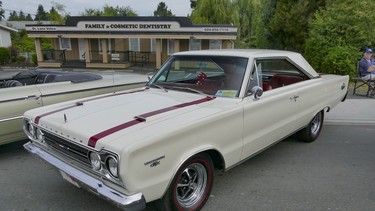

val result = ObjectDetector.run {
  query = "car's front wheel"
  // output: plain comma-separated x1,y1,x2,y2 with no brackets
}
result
156,153,214,211
297,110,324,142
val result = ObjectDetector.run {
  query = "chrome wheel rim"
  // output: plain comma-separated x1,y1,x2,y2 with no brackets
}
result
176,163,207,208
311,112,322,136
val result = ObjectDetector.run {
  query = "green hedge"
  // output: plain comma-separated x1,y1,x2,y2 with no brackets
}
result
0,47,11,65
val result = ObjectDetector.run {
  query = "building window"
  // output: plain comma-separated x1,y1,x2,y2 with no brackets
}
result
59,38,71,50
129,38,140,52
189,38,201,51
229,41,234,49
168,39,175,55
98,39,112,54
151,39,162,53
209,40,222,49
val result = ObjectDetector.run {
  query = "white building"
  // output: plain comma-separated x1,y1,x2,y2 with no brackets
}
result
26,16,237,69
0,24,18,47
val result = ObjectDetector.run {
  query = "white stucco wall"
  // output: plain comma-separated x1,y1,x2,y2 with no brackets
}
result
0,25,17,48
0,29,12,47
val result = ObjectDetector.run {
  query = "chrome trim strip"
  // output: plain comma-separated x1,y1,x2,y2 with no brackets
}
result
0,115,23,123
24,142,146,211
0,82,145,103
0,97,30,103
39,82,145,98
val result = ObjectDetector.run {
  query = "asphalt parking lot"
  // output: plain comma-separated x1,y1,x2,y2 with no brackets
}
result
0,124,374,211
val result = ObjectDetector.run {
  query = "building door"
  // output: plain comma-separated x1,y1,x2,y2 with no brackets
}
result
78,38,86,60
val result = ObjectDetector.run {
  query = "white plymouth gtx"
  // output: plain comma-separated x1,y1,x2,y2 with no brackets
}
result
23,49,349,210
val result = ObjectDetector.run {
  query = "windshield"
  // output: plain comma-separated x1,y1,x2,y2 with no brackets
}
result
148,55,248,98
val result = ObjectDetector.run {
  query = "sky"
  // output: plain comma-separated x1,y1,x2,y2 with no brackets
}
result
2,0,192,18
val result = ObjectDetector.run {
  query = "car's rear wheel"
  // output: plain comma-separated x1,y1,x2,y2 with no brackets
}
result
297,111,324,142
156,153,214,211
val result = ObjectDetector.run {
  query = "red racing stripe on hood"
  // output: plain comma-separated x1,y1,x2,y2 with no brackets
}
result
88,96,215,148
34,88,146,124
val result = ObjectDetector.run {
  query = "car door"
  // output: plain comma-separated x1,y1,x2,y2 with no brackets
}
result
240,58,304,159
0,85,42,145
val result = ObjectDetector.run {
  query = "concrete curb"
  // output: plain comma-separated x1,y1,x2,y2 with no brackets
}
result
324,99,375,125
324,120,375,125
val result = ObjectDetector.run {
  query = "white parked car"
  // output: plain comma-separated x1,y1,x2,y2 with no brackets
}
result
0,69,147,145
23,49,349,211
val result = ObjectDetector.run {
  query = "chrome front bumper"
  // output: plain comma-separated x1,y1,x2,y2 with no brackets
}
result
24,142,146,211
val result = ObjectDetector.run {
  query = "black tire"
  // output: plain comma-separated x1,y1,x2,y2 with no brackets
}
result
156,153,214,211
297,111,324,143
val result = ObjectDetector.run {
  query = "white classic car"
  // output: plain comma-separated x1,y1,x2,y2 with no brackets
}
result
0,69,147,145
23,49,349,211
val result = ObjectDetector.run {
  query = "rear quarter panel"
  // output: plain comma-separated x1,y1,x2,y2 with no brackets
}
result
296,74,349,127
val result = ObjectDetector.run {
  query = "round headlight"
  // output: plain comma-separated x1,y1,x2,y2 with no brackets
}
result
106,156,119,178
89,152,102,171
36,128,44,142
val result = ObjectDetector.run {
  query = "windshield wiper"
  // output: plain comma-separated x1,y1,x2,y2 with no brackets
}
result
147,84,168,92
170,86,212,97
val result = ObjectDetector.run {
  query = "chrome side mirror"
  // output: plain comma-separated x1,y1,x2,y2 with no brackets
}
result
251,86,263,100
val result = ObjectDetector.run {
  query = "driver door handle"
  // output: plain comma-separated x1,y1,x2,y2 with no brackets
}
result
25,95,41,100
290,95,299,102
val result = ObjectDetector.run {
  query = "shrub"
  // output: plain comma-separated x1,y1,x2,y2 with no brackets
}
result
32,53,38,66
320,46,361,77
0,47,11,65
15,55,26,63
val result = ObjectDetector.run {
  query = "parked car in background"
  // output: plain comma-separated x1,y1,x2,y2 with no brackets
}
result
23,49,349,210
0,69,147,145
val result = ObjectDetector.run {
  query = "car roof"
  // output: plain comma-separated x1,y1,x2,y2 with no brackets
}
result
13,70,102,83
174,49,319,77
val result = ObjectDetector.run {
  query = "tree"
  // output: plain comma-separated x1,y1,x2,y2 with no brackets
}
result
25,14,33,21
49,7,60,22
82,8,102,16
154,2,174,17
35,4,49,21
48,2,69,24
305,0,375,76
252,0,277,48
7,10,33,21
0,1,4,21
190,0,198,9
190,0,239,25
8,11,18,21
267,0,325,52
81,4,137,16
18,11,26,20
234,0,260,48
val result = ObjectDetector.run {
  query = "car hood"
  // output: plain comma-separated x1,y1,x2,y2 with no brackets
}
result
28,88,229,150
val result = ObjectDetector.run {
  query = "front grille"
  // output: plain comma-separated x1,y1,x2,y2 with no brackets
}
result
42,130,91,167
38,128,124,187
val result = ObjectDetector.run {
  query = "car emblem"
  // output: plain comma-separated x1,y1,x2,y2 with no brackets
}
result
144,155,165,168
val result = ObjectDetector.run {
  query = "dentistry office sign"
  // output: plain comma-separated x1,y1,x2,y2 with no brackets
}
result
27,21,236,33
